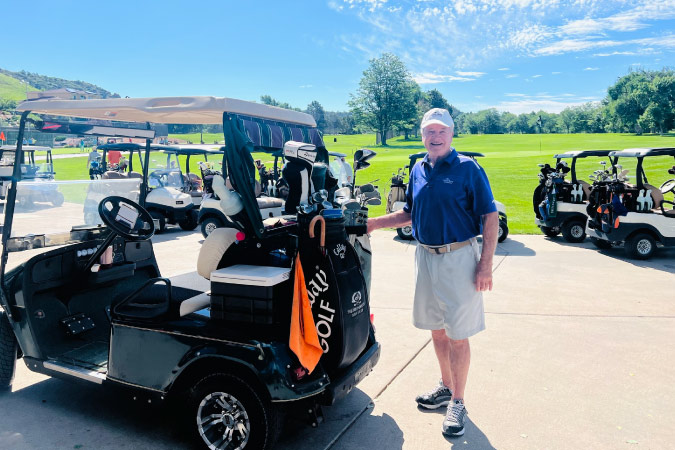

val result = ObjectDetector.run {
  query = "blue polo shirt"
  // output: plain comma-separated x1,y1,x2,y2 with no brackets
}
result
403,149,497,245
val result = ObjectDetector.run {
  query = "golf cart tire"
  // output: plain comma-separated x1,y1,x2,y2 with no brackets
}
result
590,237,612,250
178,216,199,231
396,226,414,240
540,226,560,237
150,211,166,233
200,217,225,238
562,220,586,243
0,309,17,390
51,192,65,207
498,221,509,243
625,233,656,260
185,373,281,450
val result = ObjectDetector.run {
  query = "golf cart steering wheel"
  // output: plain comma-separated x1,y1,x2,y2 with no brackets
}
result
98,196,155,240
660,179,675,195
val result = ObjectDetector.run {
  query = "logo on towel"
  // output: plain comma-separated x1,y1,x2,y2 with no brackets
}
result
351,291,362,307
333,243,347,259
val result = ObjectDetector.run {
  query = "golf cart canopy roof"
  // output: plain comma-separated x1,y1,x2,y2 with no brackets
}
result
17,96,316,126
609,148,675,158
97,143,224,156
554,150,616,159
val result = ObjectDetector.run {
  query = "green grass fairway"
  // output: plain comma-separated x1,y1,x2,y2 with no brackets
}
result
50,133,675,234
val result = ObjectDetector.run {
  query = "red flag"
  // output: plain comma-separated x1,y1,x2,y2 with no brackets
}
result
0,131,5,141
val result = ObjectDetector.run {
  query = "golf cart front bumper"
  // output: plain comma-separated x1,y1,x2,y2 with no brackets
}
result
321,340,381,406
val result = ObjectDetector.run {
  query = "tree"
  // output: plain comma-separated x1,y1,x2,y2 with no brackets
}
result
260,95,301,112
348,53,417,145
427,89,450,110
306,101,327,132
394,82,424,140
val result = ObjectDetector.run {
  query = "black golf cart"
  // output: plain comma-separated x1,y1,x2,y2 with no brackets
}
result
1,97,380,450
533,150,619,243
586,147,675,259
387,150,509,242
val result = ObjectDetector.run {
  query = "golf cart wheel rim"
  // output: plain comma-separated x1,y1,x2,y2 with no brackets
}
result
498,225,504,239
197,391,250,450
402,226,412,235
571,224,584,238
205,222,218,235
637,239,652,255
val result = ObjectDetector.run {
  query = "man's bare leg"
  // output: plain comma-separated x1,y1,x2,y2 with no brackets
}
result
449,338,470,400
431,329,454,390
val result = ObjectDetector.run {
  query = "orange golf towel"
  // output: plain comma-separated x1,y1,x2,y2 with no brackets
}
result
289,254,323,373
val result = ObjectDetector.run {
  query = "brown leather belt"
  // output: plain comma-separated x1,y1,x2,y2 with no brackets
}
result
419,239,473,254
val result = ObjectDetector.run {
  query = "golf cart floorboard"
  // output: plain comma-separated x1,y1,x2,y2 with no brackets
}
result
46,341,109,381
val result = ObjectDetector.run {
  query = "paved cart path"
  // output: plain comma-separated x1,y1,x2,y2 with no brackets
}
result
1,231,674,449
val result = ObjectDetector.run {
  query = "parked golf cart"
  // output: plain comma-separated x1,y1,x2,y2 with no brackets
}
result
586,147,675,259
3,96,380,450
387,150,508,242
198,147,286,238
0,145,63,208
533,150,619,243
198,127,345,238
98,143,200,232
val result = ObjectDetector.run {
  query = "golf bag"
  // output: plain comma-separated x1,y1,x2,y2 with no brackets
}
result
298,212,370,375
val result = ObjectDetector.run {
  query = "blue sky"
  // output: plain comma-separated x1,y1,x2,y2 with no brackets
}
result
3,0,673,113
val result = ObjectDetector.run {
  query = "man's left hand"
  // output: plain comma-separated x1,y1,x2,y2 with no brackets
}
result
475,260,493,291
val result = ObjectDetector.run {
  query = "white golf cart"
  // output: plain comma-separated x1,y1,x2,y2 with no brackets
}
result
533,150,619,243
2,96,380,450
0,145,63,208
586,147,675,259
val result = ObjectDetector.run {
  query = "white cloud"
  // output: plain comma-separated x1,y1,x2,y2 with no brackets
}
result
506,74,519,78
532,74,543,78
299,85,314,88
583,67,599,71
498,67,510,71
456,71,486,77
412,72,477,83
552,71,561,74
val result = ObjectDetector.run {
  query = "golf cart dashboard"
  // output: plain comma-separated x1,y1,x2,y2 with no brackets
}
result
4,227,110,253
16,237,155,289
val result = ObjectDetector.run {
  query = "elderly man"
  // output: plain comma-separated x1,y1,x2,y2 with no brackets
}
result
367,108,498,437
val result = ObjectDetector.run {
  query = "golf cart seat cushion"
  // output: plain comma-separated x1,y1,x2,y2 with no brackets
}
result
257,197,284,209
102,171,125,179
128,171,143,179
644,184,664,210
114,282,203,320
578,180,592,199
197,227,239,279
226,176,261,197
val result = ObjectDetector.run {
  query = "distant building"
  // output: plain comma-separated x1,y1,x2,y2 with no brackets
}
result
27,88,102,101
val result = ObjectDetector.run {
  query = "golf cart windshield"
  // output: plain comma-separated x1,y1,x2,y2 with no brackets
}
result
147,149,184,189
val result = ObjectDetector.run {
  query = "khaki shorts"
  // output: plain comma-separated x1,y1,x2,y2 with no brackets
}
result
413,240,485,340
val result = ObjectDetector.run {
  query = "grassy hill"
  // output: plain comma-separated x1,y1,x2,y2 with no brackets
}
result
0,68,116,105
0,73,38,102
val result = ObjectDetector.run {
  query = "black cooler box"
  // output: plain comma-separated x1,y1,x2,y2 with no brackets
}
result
210,265,292,324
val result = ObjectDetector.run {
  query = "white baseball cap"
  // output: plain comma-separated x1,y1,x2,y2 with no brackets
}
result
421,108,454,130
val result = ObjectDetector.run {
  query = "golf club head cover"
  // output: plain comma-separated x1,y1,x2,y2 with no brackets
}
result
283,141,317,214
211,174,244,216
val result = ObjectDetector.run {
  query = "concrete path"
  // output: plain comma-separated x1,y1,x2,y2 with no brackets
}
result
1,230,674,449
